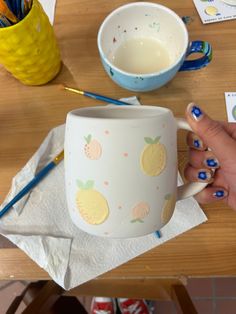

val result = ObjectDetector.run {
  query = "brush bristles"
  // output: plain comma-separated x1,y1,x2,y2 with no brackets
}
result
60,85,84,95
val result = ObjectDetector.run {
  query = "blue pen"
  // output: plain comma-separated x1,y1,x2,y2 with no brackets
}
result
0,151,64,218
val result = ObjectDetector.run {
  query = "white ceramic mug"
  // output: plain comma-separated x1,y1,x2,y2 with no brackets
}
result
64,106,207,238
97,2,212,92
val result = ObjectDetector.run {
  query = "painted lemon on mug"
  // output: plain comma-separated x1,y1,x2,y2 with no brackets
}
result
161,193,176,224
140,136,167,176
76,180,109,225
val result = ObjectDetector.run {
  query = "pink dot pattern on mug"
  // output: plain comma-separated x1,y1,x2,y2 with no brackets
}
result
104,130,110,135
123,152,128,157
104,181,109,186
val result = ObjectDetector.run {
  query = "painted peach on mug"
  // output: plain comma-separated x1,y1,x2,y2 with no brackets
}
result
140,136,167,176
76,180,109,225
131,201,150,223
84,134,102,160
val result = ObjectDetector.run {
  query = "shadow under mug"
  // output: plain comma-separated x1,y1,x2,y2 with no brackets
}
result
97,2,212,92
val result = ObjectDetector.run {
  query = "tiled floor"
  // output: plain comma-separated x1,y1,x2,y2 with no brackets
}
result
1,278,236,313
154,278,236,314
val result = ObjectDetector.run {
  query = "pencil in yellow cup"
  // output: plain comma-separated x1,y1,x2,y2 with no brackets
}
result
0,0,61,85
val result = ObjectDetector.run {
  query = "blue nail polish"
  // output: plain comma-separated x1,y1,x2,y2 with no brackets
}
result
193,139,201,148
213,190,225,198
206,158,219,168
191,105,203,120
198,171,209,180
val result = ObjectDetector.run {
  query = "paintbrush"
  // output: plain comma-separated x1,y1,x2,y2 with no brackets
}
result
0,0,18,23
60,85,132,106
0,84,131,218
0,151,64,218
0,12,11,26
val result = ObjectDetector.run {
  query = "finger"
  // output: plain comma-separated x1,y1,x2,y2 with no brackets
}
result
209,168,228,189
220,121,236,139
184,165,213,183
186,103,236,164
187,132,207,151
194,186,228,204
187,122,236,147
188,149,220,169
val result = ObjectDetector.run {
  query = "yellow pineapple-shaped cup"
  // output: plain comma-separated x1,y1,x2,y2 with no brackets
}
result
0,0,61,85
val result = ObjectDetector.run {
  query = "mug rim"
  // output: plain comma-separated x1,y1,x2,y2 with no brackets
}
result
97,2,189,78
67,105,172,121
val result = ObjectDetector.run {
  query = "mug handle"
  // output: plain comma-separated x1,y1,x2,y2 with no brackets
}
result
179,41,212,71
176,118,208,201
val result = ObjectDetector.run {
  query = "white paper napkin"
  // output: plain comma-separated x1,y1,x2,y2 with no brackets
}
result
0,98,207,290
39,0,57,24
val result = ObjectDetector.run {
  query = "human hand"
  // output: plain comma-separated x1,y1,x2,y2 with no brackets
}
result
184,103,236,210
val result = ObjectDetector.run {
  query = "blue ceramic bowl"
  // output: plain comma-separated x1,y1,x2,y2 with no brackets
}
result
97,2,212,92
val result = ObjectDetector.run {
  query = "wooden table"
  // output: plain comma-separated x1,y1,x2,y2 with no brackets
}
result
0,0,236,291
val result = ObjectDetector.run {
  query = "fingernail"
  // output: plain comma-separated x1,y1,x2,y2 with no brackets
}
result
204,158,220,168
213,190,227,198
188,103,203,121
198,170,211,181
193,138,203,149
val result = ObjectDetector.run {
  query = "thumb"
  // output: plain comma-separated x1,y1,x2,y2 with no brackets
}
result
186,103,236,162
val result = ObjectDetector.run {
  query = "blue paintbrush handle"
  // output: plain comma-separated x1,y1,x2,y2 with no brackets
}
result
0,161,56,218
84,91,132,106
5,0,13,11
15,0,21,18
